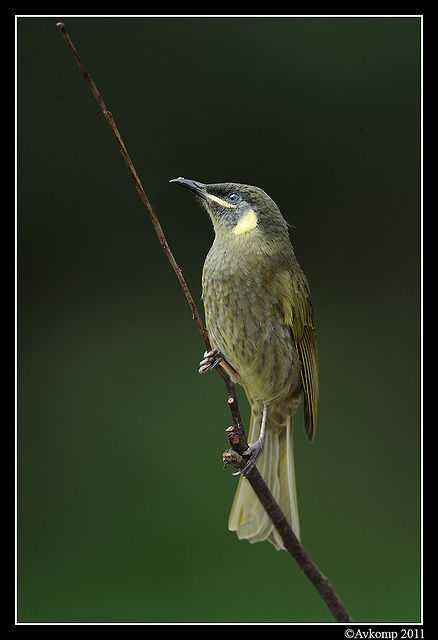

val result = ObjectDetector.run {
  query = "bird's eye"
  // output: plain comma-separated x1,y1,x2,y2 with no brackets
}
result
228,193,239,203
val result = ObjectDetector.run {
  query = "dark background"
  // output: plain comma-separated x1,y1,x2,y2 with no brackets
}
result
17,16,421,623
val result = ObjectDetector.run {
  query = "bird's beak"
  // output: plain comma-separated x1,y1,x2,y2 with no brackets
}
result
169,177,208,199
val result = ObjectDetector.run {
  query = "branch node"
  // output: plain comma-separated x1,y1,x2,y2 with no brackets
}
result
222,449,243,469
225,425,241,447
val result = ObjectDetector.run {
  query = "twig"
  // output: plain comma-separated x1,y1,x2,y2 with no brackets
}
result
224,425,352,622
56,22,353,623
55,23,209,351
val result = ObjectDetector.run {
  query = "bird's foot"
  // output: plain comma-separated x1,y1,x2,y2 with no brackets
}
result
198,348,224,374
232,403,269,476
233,437,266,476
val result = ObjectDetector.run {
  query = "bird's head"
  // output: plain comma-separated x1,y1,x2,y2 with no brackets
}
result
170,178,289,245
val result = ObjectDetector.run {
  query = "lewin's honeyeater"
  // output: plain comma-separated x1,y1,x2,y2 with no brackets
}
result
171,178,319,550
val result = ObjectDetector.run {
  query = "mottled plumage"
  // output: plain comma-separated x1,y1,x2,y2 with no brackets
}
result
171,178,319,549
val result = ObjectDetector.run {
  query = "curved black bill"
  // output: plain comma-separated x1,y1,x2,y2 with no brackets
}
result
169,177,208,199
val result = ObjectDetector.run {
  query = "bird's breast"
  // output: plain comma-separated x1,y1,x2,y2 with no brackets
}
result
202,247,302,407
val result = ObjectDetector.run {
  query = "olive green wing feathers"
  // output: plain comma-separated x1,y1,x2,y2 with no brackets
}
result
295,323,319,441
278,270,319,441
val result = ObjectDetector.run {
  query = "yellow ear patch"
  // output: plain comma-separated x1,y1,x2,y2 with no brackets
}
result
233,209,258,236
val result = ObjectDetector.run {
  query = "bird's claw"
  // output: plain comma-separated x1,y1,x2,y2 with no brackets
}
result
198,348,224,374
232,439,265,476
232,403,268,476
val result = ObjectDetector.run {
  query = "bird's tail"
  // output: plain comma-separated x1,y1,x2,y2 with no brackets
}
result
228,408,299,550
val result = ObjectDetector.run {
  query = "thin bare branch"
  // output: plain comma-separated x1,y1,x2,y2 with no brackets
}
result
55,23,209,349
56,22,353,623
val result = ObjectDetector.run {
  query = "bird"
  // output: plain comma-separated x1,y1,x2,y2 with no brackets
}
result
170,177,319,549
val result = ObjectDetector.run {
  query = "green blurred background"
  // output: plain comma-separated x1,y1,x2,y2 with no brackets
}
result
17,16,421,623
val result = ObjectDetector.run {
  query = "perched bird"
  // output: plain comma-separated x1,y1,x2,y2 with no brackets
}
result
170,178,319,549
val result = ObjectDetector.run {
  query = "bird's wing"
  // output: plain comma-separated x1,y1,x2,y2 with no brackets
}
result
277,269,319,441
